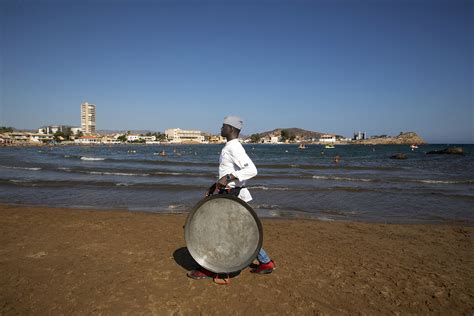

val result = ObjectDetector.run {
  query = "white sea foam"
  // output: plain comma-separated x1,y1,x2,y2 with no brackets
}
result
252,185,270,190
153,171,182,176
415,179,468,184
317,216,335,222
0,165,41,171
81,157,105,161
88,171,149,176
167,204,186,210
312,175,373,182
9,179,33,183
252,185,291,191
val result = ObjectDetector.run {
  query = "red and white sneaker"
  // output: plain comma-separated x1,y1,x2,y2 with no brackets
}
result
250,260,276,274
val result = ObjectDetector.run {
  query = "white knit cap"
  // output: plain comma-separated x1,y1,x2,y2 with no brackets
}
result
223,116,243,130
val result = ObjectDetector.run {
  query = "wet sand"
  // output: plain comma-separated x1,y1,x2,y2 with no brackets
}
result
0,204,472,314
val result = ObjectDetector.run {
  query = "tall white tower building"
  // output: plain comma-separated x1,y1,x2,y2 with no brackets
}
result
81,102,96,134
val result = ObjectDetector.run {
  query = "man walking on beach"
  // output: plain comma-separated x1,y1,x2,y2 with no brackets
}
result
187,115,276,280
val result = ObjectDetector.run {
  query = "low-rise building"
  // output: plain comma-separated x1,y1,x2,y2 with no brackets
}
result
0,134,12,144
270,136,280,144
1,132,54,144
38,125,73,135
71,127,83,135
141,136,157,142
74,135,101,145
6,132,30,143
126,134,142,142
260,135,281,144
165,128,204,143
101,136,122,144
29,133,54,143
319,134,336,143
126,135,157,143
208,135,226,143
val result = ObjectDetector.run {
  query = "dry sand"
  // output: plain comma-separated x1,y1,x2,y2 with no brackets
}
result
1,204,472,315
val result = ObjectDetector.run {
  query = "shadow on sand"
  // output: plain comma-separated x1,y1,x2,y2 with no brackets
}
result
173,247,199,271
172,247,242,279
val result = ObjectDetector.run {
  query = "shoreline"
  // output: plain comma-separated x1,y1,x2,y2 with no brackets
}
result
1,202,472,226
1,203,472,314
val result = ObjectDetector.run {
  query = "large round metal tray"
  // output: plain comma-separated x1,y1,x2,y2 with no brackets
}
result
184,195,263,273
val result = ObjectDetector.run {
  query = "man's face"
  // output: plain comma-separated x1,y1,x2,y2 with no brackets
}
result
221,124,232,137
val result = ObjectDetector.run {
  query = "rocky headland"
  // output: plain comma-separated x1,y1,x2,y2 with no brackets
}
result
353,132,425,145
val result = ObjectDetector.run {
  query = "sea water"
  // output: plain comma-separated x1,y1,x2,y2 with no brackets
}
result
0,144,473,224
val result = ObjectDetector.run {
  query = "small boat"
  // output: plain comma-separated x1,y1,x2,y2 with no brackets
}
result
410,144,418,151
298,143,306,149
324,144,335,149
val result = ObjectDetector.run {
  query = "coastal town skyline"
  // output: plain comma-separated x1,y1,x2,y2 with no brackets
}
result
1,1,472,143
0,101,418,145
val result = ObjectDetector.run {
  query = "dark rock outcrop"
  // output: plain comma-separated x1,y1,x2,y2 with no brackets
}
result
390,153,407,160
427,147,464,155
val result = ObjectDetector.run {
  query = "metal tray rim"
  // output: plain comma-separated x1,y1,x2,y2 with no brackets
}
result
184,195,263,273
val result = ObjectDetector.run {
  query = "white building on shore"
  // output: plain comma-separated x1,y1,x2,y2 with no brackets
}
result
165,128,204,143
74,135,101,144
100,135,122,144
38,125,82,137
318,134,337,143
126,134,158,143
29,133,54,143
2,132,54,143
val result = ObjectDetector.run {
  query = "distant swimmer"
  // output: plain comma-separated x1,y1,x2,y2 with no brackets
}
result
159,150,166,156
333,154,341,164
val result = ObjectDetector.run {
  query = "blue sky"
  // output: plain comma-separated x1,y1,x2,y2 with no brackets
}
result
1,0,472,143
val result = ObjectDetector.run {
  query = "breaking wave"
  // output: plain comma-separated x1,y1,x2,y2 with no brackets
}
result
0,165,42,171
80,157,106,161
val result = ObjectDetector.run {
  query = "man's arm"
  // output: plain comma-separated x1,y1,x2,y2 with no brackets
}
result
231,147,257,181
218,146,257,187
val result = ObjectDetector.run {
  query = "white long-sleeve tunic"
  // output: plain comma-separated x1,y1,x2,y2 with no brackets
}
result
218,139,258,202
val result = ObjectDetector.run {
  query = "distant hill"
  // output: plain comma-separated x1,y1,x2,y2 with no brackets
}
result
253,128,326,140
355,132,425,145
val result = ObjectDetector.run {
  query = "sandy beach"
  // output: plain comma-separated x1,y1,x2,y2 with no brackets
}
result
0,204,472,314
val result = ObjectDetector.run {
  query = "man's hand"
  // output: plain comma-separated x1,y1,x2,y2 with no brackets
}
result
218,173,236,188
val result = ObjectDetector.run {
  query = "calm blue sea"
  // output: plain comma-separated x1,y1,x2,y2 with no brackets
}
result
0,144,473,224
